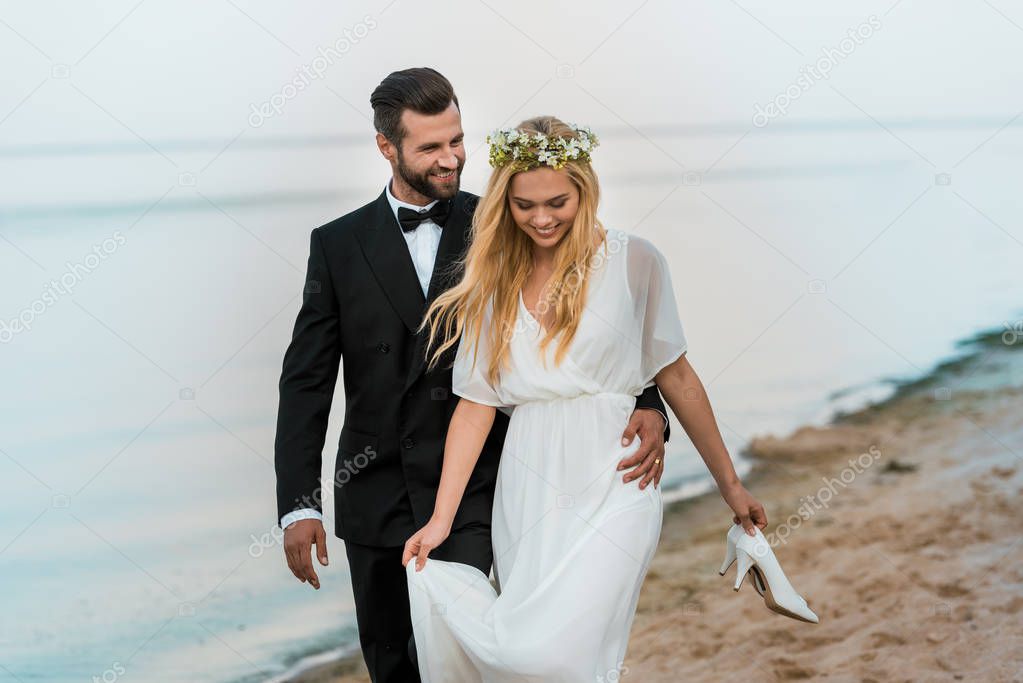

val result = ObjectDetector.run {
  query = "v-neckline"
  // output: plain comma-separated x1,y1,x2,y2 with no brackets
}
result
518,289,549,334
517,228,613,336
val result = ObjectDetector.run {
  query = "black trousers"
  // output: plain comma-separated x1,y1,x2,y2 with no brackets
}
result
344,522,494,683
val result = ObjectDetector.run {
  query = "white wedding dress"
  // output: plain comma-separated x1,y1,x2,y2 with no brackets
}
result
406,228,688,682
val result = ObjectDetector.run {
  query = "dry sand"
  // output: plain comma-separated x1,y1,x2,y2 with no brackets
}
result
292,340,1023,682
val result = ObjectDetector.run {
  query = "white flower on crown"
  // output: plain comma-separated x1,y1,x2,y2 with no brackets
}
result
486,121,600,170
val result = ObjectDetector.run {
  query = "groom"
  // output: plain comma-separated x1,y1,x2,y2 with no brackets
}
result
274,67,673,682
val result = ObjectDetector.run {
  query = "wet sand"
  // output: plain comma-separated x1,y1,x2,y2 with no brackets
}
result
291,330,1023,682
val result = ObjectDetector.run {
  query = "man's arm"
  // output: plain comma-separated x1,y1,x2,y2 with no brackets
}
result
616,384,672,491
275,227,342,528
635,383,671,442
281,508,323,529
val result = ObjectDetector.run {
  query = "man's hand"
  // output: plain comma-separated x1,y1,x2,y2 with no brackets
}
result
618,408,667,490
284,518,328,589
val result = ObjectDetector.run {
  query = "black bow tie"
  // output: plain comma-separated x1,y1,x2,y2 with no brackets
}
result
397,200,452,232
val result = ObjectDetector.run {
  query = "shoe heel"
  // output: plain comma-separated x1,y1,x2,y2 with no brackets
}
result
733,548,753,591
718,536,737,575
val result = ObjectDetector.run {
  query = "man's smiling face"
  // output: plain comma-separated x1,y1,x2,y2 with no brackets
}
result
390,101,465,201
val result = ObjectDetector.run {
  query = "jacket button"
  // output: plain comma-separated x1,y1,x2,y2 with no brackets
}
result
378,342,390,353
401,437,414,449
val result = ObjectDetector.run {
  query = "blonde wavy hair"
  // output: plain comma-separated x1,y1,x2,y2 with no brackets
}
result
421,115,607,387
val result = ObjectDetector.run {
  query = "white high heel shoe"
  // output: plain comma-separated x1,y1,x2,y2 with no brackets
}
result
720,527,769,593
719,523,819,624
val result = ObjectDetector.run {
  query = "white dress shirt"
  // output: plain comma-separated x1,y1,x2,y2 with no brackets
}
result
279,180,666,530
386,180,444,297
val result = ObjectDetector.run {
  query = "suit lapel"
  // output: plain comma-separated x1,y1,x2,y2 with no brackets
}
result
354,190,475,391
354,191,426,334
426,198,470,302
404,192,475,392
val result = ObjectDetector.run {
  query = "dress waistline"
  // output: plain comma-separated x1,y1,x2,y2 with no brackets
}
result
516,391,635,408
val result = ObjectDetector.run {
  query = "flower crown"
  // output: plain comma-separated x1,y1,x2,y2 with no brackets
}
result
487,123,599,171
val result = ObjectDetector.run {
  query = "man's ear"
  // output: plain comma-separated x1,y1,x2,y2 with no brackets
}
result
376,132,396,162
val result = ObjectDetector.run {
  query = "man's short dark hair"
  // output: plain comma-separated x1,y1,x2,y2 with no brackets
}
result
370,67,459,146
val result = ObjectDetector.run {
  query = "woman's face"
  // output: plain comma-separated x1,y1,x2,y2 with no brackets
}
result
508,166,580,249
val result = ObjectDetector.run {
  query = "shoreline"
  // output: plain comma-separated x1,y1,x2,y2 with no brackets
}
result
287,326,1023,682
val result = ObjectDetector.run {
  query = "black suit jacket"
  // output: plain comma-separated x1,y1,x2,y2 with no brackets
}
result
274,189,671,546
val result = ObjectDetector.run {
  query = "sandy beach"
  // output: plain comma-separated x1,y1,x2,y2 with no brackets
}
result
291,329,1023,682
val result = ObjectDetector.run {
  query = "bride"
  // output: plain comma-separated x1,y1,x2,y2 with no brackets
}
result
402,115,766,681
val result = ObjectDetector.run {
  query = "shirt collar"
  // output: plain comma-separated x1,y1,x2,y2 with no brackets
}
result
385,178,439,228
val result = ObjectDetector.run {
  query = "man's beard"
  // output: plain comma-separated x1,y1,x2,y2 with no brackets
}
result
396,150,463,200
